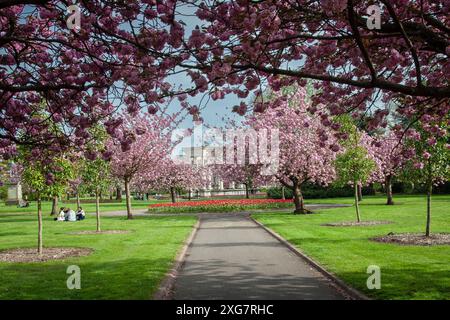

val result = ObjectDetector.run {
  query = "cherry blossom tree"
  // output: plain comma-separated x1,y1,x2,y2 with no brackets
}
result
0,1,196,161
372,132,412,205
214,163,271,199
1,1,448,166
152,161,205,203
247,87,338,214
108,113,172,219
403,116,450,236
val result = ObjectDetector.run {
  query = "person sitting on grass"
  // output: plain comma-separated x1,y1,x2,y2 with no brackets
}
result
65,208,77,222
76,207,86,221
54,207,65,221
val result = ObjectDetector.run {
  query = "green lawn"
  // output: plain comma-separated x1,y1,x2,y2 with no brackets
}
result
0,213,197,299
253,194,450,300
0,199,165,215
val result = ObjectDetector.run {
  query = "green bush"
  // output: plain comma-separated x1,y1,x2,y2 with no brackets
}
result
0,185,7,201
267,183,375,199
267,187,293,199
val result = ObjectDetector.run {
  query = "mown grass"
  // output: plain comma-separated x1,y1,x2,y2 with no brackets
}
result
0,199,165,215
0,213,197,299
253,194,450,300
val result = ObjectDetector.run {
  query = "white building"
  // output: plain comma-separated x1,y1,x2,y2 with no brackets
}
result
176,145,246,198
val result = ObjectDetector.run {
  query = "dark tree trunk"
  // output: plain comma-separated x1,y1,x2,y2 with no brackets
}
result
281,186,285,200
188,189,192,201
170,187,176,203
357,184,363,201
245,183,249,199
37,194,43,255
96,189,101,232
293,182,306,214
426,180,432,237
354,182,361,222
50,195,58,216
385,175,394,205
76,192,81,210
124,178,133,220
116,186,122,201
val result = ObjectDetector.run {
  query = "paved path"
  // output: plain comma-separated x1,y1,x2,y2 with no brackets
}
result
173,214,345,300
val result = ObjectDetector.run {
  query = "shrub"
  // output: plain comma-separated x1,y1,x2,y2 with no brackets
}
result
267,183,375,200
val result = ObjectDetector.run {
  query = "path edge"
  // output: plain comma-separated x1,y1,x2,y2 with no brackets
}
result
249,216,371,301
152,218,200,300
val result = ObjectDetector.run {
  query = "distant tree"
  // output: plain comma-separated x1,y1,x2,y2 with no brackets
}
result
153,161,205,203
21,155,74,254
335,116,377,222
247,87,338,214
81,158,111,232
108,114,172,219
402,117,450,236
371,132,412,205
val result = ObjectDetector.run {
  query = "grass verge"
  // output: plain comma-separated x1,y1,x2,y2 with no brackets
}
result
0,213,197,299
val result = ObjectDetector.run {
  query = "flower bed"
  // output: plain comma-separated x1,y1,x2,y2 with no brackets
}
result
148,199,293,213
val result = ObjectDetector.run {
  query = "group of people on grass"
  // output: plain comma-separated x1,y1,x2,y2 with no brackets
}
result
54,207,85,222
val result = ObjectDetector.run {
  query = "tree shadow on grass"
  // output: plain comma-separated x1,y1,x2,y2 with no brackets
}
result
173,257,345,300
0,257,175,300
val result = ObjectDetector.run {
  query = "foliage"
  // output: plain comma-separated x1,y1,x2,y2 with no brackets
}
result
80,158,111,196
335,147,377,188
267,184,377,199
334,115,377,187
402,119,450,187
21,157,74,198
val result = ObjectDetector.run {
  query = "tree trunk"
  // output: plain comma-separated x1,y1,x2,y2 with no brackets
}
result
293,182,306,214
245,183,249,199
170,187,176,203
357,184,363,201
50,195,58,216
354,182,361,222
116,186,122,201
37,194,43,255
76,192,81,211
281,186,285,200
124,178,133,220
96,189,101,232
385,175,394,205
426,181,432,237
188,189,192,201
